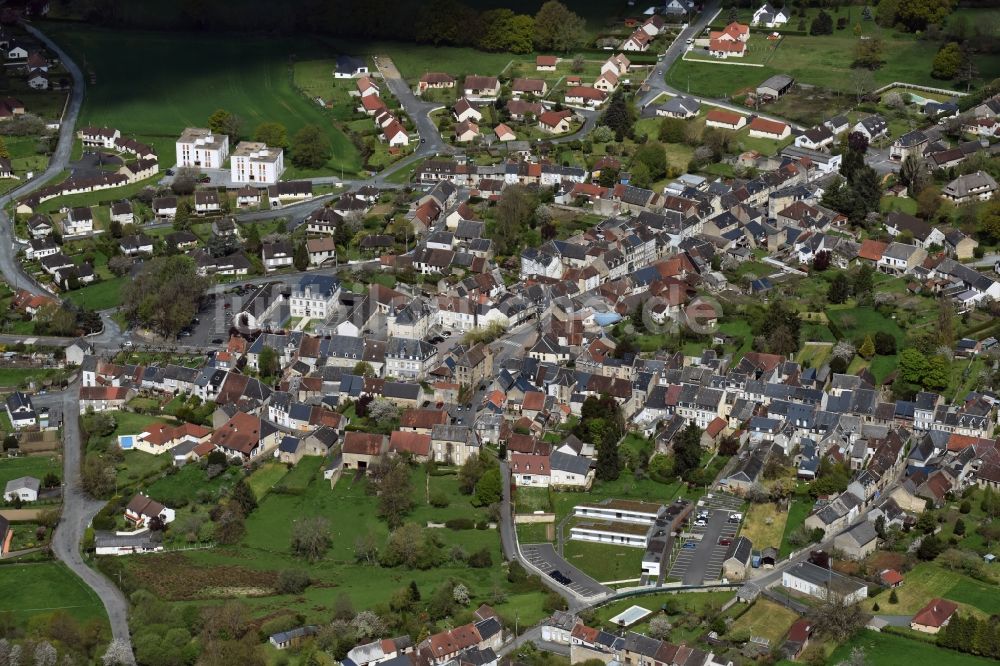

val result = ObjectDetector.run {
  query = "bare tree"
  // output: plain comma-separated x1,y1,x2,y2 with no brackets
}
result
852,68,874,103
351,610,386,640
291,516,332,562
648,615,672,639
809,595,868,642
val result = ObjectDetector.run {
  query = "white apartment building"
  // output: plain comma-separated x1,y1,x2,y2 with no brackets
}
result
175,128,230,169
231,141,285,185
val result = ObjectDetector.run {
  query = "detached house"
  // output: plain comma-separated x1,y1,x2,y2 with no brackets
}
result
463,75,500,101
538,110,572,134
705,109,746,131
63,206,93,235
752,3,789,27
889,130,929,161
853,115,888,141
656,96,700,119
5,391,36,430
941,171,997,205
418,72,456,94
748,117,790,140
621,29,651,52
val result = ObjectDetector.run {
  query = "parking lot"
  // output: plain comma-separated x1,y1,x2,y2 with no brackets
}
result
520,543,611,599
668,493,745,585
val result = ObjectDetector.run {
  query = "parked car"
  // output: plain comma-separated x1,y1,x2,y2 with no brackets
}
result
682,542,697,550
729,513,743,523
718,538,732,546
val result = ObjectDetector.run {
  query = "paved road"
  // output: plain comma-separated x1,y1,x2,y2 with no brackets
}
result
50,383,135,661
0,23,87,298
637,1,806,132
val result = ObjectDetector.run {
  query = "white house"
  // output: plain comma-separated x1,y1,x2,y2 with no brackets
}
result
550,451,594,488
25,237,58,260
510,453,551,487
4,476,40,503
289,275,341,320
705,109,746,130
752,3,789,28
62,206,93,236
748,117,790,140
781,562,867,604
334,55,367,79
231,141,285,185
262,241,294,272
175,127,230,170
852,115,888,141
621,29,651,52
5,391,36,430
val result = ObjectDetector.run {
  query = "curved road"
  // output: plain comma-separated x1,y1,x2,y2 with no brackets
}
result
0,23,86,298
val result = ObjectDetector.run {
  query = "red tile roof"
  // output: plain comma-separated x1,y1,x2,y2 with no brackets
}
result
879,569,904,586
511,453,550,476
706,109,744,126
389,430,431,457
343,432,386,456
749,116,789,135
912,598,958,628
536,55,558,67
858,239,888,261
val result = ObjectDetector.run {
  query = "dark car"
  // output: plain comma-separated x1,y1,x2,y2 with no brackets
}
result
211,338,224,344
165,168,175,176
548,570,571,585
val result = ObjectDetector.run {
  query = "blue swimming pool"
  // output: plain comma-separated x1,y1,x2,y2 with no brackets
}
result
118,435,135,450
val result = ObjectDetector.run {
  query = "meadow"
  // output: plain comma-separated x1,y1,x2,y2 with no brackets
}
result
121,457,550,629
41,23,364,177
667,11,1000,99
829,630,998,666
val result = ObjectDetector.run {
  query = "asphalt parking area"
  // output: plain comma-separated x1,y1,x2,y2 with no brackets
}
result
669,493,746,584
520,543,611,599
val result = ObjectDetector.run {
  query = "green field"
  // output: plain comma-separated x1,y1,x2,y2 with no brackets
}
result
43,23,364,177
667,19,1000,99
0,368,67,388
0,455,60,489
778,497,813,558
870,562,1000,618
120,457,550,629
145,463,243,506
63,277,125,311
0,562,108,625
830,630,997,666
826,306,905,345
247,462,290,499
562,540,645,583
726,598,798,645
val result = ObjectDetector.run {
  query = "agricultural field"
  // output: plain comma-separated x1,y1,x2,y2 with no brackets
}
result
41,23,364,177
739,502,788,552
0,562,108,626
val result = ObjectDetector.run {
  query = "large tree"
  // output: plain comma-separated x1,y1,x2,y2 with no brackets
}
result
490,184,537,255
208,108,243,142
673,423,703,480
291,124,332,169
533,1,586,52
478,9,534,53
291,516,332,562
253,121,288,147
121,255,210,338
931,42,962,80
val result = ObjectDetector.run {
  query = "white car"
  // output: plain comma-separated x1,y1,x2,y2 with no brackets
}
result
694,519,707,527
729,512,743,522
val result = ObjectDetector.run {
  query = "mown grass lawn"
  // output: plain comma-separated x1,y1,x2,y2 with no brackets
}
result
513,486,552,514
0,455,61,489
726,598,798,645
826,306,905,345
830,630,997,666
592,591,734,635
247,462,290,500
740,502,788,552
0,562,108,626
63,278,125,311
42,23,364,177
562,540,645,583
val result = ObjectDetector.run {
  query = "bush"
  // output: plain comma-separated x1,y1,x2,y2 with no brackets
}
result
429,491,450,508
276,569,312,594
445,518,474,530
960,500,971,514
468,547,493,568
